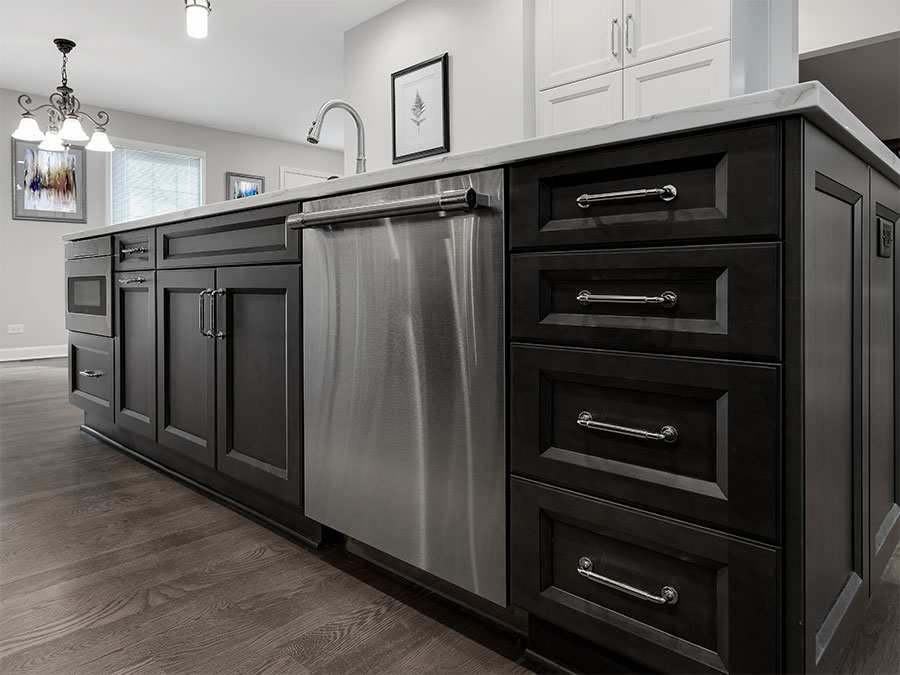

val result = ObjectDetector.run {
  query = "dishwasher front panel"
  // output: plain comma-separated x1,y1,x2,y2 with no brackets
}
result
302,169,506,606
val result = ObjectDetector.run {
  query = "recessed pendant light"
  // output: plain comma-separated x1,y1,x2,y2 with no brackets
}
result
185,0,211,39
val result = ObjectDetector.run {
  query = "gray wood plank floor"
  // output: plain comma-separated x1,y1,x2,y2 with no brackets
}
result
1,358,897,674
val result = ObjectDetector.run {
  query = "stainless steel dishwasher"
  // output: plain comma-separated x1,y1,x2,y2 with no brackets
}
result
287,169,506,606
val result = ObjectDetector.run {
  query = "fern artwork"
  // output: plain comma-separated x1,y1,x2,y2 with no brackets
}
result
410,91,427,132
391,53,449,164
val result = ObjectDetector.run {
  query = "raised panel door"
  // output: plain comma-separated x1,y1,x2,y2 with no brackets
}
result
214,265,301,507
536,0,622,90
114,271,156,440
537,71,623,135
622,0,730,66
623,41,730,118
156,269,216,467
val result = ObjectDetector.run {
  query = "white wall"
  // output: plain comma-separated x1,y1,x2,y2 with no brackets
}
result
0,87,343,358
799,0,900,55
343,0,534,175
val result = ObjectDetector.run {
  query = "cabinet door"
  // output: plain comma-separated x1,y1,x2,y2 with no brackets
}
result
115,271,156,440
623,41,730,118
536,0,622,90
870,168,899,587
214,265,301,507
537,71,623,135
622,0,729,66
156,269,216,467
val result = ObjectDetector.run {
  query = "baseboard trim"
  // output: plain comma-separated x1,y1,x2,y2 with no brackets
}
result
0,345,67,362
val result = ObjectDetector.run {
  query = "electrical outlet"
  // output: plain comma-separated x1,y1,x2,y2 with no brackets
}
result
7,324,24,334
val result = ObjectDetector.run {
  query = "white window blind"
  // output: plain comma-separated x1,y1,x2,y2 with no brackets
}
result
110,143,202,224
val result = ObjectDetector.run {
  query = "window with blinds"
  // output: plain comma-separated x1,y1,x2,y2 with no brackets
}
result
110,143,203,224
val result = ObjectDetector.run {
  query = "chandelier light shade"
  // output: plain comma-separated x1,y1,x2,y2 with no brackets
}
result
185,0,211,39
11,38,114,153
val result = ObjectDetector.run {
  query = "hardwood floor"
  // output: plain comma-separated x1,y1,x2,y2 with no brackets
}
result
1,358,897,674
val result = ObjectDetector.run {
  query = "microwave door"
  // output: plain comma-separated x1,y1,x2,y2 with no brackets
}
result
65,256,112,336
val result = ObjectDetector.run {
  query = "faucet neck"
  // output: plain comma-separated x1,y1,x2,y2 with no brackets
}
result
311,99,366,175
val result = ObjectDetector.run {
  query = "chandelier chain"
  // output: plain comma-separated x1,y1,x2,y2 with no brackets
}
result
61,52,68,87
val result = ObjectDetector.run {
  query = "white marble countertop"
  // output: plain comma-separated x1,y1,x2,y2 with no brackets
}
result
63,81,900,241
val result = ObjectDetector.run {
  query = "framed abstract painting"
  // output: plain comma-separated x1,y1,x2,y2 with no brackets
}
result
226,172,265,200
391,53,450,164
12,139,86,223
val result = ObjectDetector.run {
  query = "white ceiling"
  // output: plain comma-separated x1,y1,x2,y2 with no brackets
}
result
0,0,404,151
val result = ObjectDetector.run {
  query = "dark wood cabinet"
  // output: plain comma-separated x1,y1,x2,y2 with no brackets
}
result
510,118,899,674
215,265,302,507
156,269,217,467
114,271,156,440
114,228,155,271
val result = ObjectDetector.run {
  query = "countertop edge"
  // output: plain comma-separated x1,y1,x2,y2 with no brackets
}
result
61,82,900,242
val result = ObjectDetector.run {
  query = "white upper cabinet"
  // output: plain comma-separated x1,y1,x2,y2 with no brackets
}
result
536,0,622,90
621,0,730,66
538,71,624,135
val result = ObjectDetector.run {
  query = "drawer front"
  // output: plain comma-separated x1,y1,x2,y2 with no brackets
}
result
511,345,780,541
65,236,111,260
510,243,780,359
157,203,300,268
114,229,155,271
509,124,780,250
68,332,114,421
510,478,779,673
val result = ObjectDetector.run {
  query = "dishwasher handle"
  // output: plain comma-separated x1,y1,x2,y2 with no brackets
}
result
286,187,489,229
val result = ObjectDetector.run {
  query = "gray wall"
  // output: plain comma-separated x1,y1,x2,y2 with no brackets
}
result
0,87,342,358
343,0,534,175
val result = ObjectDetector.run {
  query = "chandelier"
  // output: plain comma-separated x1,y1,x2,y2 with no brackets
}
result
11,38,114,153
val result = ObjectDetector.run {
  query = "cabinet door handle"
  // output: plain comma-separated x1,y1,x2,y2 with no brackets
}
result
577,411,678,443
577,557,678,605
120,246,148,255
576,184,676,208
576,290,677,308
118,276,146,284
78,369,103,378
611,17,619,57
625,12,633,53
199,289,213,338
211,288,226,339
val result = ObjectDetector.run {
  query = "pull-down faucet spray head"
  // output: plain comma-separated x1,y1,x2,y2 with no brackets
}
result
307,99,366,174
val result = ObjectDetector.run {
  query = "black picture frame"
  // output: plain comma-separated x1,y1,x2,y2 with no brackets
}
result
391,53,450,164
11,138,87,223
226,171,265,200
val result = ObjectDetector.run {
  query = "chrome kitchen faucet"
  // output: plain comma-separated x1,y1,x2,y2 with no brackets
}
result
306,99,366,174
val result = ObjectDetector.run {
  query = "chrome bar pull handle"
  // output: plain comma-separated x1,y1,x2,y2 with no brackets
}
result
78,369,103,378
611,18,619,57
118,276,146,284
211,288,226,339
120,246,148,255
198,289,213,338
577,411,678,443
577,184,676,208
577,290,677,308
625,12,633,53
287,187,489,229
577,557,678,605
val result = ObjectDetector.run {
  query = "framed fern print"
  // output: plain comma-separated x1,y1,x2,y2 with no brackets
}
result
391,53,449,164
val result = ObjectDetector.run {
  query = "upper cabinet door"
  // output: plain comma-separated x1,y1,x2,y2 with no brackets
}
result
536,0,623,90
537,71,623,136
622,0,730,67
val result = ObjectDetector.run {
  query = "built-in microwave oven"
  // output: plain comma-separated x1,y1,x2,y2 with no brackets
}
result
65,238,112,337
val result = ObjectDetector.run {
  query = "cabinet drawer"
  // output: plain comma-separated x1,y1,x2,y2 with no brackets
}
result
509,124,780,249
68,332,114,422
65,236,111,260
114,229,155,270
510,478,779,673
511,344,780,541
156,203,300,268
510,243,780,359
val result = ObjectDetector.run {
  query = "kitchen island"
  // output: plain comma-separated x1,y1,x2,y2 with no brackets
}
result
63,82,899,674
